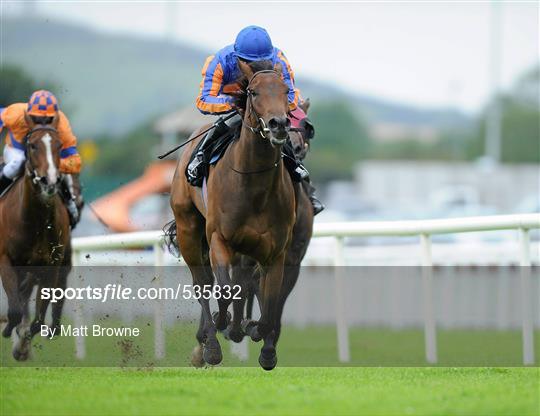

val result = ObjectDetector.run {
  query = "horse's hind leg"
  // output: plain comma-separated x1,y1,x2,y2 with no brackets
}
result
240,262,263,342
0,260,24,338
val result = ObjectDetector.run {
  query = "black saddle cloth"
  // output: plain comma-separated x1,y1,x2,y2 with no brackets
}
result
190,129,236,168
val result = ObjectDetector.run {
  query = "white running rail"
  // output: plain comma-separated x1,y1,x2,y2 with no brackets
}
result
72,213,540,365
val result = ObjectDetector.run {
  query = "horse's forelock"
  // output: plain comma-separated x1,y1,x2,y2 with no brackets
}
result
233,60,274,111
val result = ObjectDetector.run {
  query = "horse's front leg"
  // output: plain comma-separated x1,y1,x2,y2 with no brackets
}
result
273,263,300,347
209,233,234,332
49,264,70,337
256,254,285,371
30,271,57,338
0,259,24,339
12,272,34,361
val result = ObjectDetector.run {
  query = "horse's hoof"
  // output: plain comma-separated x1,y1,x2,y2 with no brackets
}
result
191,345,205,368
47,325,60,340
13,349,30,361
202,338,222,366
212,311,231,332
229,328,245,343
2,325,13,338
258,350,277,371
241,319,262,342
12,344,31,361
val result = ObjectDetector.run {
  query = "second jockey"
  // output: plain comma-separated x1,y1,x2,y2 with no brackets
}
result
0,90,84,227
188,25,323,215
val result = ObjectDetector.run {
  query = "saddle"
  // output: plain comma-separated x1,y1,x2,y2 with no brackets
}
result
189,128,237,171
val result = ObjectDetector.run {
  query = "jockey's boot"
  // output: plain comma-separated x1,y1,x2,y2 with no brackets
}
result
304,179,325,216
282,142,324,215
282,141,309,182
61,174,84,229
0,172,13,196
66,200,79,228
187,114,241,186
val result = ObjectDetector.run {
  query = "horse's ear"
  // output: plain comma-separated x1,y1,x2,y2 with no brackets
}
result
299,98,310,113
24,111,36,130
50,114,60,129
238,59,254,79
273,62,283,77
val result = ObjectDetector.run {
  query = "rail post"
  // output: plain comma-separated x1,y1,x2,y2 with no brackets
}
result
334,236,350,362
153,242,166,360
420,233,437,364
519,228,535,365
72,250,86,360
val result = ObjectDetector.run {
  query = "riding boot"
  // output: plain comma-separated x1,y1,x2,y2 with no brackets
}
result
0,172,13,196
187,114,241,186
61,174,84,229
282,141,309,182
303,179,325,216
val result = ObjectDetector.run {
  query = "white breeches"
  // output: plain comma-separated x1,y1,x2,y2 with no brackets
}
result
2,146,26,179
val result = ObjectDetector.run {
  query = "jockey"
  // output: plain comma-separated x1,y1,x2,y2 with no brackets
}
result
0,90,84,227
188,25,323,215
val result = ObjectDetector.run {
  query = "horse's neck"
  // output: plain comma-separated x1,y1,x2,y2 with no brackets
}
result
229,126,283,188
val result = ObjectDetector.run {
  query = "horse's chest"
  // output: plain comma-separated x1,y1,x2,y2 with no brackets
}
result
225,218,293,260
10,229,66,266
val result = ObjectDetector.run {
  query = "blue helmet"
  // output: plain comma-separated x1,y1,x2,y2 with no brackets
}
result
234,26,274,61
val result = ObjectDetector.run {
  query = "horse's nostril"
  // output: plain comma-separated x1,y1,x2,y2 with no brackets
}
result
40,177,48,185
269,117,289,131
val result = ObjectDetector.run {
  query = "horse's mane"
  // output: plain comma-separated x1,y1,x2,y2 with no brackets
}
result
232,60,274,111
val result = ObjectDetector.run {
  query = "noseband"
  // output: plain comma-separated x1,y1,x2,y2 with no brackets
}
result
242,69,281,140
23,126,59,185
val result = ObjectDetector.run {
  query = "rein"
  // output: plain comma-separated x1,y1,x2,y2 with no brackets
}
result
228,152,282,175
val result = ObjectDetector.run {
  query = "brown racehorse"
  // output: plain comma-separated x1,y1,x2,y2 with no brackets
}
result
223,100,315,346
169,60,296,370
0,115,71,361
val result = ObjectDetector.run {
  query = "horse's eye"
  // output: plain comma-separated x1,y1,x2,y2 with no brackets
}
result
29,143,37,151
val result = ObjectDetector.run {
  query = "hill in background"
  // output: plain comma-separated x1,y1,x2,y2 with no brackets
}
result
4,17,471,138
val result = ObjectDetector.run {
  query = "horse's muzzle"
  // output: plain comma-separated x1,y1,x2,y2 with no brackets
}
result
268,116,290,146
37,177,58,197
270,135,288,146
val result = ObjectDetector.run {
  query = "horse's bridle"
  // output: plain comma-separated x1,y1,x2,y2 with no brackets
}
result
229,69,286,175
23,125,60,186
242,69,281,140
